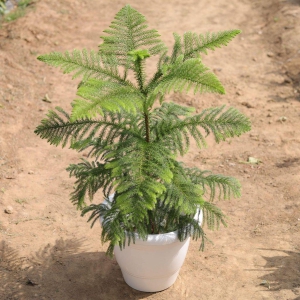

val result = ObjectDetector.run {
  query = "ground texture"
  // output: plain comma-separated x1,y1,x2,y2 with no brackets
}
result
0,0,300,299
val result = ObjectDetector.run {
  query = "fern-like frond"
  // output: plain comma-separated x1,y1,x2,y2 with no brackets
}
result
67,160,113,209
200,200,227,230
82,198,149,257
152,105,251,155
82,202,129,257
163,161,203,215
34,107,100,148
185,168,241,201
71,78,144,120
195,105,251,143
178,216,207,251
154,56,225,96
34,107,141,150
170,33,183,64
183,30,241,59
151,101,194,121
99,5,167,67
37,49,127,83
150,102,197,154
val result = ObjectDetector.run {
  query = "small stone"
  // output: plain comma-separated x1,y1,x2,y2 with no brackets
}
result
7,84,13,89
257,30,262,35
249,134,259,141
252,57,257,62
213,68,222,72
36,34,44,41
268,121,272,124
267,52,274,57
42,94,51,103
26,278,38,286
284,78,292,84
241,102,254,108
28,170,34,175
4,206,13,214
236,91,242,96
248,157,260,164
267,113,272,117
278,116,287,122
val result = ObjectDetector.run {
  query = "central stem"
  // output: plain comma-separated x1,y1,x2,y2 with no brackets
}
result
144,112,150,143
135,58,144,93
134,57,151,143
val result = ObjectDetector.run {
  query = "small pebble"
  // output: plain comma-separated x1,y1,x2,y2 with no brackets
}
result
4,206,13,214
284,78,292,84
28,170,34,174
248,157,260,164
279,116,287,122
267,52,274,57
267,113,272,117
241,102,254,108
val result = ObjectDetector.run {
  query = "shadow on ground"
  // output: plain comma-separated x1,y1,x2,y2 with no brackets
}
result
0,239,155,300
258,248,300,297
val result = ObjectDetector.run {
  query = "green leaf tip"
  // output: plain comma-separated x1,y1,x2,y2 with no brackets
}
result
128,49,151,61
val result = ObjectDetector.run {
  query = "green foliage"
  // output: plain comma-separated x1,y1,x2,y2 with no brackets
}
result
1,0,34,22
38,49,127,83
17,0,32,9
154,56,225,95
35,4,251,257
183,30,241,59
99,5,167,68
0,1,6,16
72,78,144,120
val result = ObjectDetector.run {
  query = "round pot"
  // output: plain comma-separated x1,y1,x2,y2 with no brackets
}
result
101,195,203,292
114,231,190,292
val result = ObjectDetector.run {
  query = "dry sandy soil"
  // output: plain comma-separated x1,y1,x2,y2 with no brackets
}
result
0,0,300,299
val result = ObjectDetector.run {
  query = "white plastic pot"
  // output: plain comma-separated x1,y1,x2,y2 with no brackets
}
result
114,231,189,292
101,195,203,292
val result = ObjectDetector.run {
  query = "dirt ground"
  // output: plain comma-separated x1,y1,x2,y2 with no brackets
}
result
0,0,300,299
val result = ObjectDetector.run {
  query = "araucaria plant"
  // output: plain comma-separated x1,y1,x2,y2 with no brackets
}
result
35,5,251,256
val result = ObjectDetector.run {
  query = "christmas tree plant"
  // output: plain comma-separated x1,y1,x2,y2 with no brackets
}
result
35,5,251,257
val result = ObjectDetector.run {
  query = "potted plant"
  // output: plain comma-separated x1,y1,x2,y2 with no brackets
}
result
35,5,251,292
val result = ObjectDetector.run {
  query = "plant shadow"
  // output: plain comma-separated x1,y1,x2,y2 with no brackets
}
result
1,238,156,300
258,248,300,296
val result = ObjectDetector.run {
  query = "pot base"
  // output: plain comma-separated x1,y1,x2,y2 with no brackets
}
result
122,269,179,292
